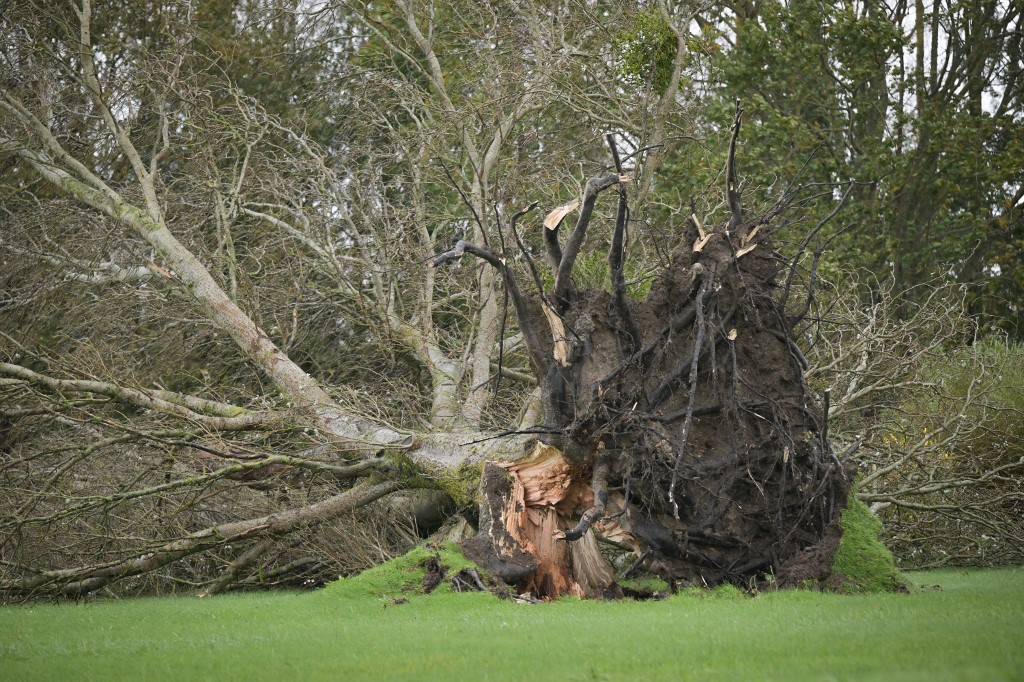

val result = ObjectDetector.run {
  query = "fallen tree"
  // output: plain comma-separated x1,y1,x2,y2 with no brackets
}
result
0,103,851,600
1,2,852,599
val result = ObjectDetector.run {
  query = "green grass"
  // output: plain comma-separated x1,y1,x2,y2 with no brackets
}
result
2,568,1022,681
618,576,671,594
325,542,481,599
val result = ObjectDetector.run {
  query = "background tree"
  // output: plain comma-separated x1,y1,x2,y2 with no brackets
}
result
659,0,1023,334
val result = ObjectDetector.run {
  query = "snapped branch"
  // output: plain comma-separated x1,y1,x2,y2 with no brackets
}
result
553,173,623,308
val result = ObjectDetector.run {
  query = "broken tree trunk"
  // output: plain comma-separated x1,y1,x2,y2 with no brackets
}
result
440,106,851,598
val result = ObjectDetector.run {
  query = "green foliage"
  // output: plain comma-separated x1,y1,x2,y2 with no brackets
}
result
710,582,746,599
808,273,1022,568
685,0,1024,337
832,492,906,593
323,542,484,600
2,569,1022,680
572,248,656,300
676,582,748,600
906,338,1024,465
614,11,677,95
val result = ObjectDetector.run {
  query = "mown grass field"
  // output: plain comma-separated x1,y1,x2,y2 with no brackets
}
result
2,566,1022,681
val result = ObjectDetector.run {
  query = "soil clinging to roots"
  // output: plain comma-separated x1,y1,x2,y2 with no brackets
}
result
442,109,852,596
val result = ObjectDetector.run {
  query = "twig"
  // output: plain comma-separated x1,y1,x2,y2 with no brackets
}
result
431,239,552,382
437,160,488,246
779,182,856,313
726,99,743,233
618,549,652,580
607,134,641,353
509,202,544,295
821,389,831,455
668,263,716,519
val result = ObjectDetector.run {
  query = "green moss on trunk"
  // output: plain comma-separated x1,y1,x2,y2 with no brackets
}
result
832,492,907,593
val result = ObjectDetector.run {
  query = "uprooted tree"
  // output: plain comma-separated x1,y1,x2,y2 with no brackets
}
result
434,121,851,597
2,101,852,599
0,0,857,600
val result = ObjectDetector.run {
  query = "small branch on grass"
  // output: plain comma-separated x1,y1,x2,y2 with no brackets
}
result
618,549,652,580
198,538,275,597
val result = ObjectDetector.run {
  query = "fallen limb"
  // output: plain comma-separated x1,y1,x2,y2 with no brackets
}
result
1,478,406,597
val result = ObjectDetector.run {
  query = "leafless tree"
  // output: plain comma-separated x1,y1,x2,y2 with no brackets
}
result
804,273,1024,567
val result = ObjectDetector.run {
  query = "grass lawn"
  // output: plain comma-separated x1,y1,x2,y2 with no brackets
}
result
1,566,1022,681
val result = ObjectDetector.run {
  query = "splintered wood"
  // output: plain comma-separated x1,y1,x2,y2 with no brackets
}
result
499,442,614,597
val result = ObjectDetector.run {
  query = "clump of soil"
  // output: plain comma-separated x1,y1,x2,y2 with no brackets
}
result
419,555,447,594
776,524,843,585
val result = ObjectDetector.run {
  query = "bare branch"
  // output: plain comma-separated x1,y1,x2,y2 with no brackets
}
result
0,363,271,430
726,100,743,234
553,173,622,307
668,263,716,518
1,479,406,597
606,134,641,352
